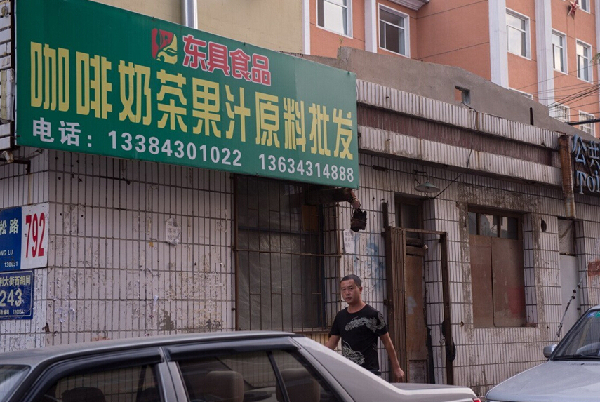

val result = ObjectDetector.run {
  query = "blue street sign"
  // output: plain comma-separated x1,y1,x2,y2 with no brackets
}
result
0,270,34,320
0,207,21,271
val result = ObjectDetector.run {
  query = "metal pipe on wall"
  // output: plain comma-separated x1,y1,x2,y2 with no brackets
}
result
182,0,197,29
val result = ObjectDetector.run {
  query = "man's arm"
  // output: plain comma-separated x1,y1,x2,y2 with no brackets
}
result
380,333,405,382
325,335,340,350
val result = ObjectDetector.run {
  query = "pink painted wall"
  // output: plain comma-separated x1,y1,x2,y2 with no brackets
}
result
552,0,598,133
416,0,491,80
310,0,366,58
505,0,537,95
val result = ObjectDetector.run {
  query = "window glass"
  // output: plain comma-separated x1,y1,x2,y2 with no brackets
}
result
379,7,406,55
479,214,497,237
579,111,595,136
507,12,527,57
33,364,160,402
554,310,600,358
577,41,591,81
0,365,29,402
580,0,590,12
552,32,565,72
468,212,477,235
400,203,419,230
271,350,339,402
500,216,519,239
550,104,570,122
318,0,349,36
178,350,339,402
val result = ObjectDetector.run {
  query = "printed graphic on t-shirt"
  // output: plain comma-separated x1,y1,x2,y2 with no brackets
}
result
344,315,386,332
342,340,365,365
329,305,389,371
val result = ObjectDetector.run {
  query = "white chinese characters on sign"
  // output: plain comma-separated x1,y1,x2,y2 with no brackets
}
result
33,118,90,148
573,134,600,194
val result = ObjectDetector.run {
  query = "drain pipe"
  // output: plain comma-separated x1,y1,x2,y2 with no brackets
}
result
182,0,197,29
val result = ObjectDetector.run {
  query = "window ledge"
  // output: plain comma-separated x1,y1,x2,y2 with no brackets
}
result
507,51,531,61
316,24,353,40
378,46,409,58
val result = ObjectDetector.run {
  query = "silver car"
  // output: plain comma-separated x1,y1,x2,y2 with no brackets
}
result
0,331,479,402
487,305,600,402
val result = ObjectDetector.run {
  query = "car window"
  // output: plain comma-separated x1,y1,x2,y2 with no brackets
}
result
0,365,30,402
271,350,339,402
32,364,161,402
555,309,600,358
177,350,339,402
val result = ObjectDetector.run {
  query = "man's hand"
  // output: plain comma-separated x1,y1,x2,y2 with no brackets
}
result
393,366,405,382
325,335,340,350
380,333,405,382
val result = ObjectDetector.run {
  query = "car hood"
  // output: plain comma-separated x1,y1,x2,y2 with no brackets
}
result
486,360,600,402
392,383,476,401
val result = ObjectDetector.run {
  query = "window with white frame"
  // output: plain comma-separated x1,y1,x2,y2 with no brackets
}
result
317,0,351,36
379,6,408,56
580,0,590,12
552,30,566,73
579,111,595,135
506,10,529,57
550,103,570,122
577,40,592,82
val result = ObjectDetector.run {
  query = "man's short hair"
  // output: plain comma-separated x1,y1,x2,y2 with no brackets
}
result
341,274,361,287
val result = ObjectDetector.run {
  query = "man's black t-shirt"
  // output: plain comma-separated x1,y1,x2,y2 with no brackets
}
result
329,304,388,372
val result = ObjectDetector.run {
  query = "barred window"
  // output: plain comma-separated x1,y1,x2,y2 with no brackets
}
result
235,176,326,331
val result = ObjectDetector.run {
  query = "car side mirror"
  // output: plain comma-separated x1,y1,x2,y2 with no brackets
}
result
543,344,557,358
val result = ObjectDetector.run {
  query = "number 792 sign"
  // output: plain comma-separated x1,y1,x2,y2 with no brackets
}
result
0,203,48,272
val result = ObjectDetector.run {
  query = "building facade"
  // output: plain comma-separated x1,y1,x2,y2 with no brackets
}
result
2,0,600,397
304,0,600,136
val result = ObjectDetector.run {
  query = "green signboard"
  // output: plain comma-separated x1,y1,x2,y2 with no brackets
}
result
16,0,359,188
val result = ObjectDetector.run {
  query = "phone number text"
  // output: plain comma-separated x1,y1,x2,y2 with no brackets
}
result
259,154,355,183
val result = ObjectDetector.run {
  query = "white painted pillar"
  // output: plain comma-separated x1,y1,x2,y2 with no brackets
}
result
365,0,378,53
303,0,311,54
488,0,509,87
535,0,554,106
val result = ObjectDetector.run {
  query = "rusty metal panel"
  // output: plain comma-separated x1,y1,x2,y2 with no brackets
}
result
559,135,576,218
357,105,556,166
470,235,494,327
492,237,526,327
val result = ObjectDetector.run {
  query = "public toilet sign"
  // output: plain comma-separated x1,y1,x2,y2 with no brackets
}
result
572,134,600,194
0,203,48,272
15,0,359,188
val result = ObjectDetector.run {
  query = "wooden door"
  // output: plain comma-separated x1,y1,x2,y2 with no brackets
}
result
385,227,429,383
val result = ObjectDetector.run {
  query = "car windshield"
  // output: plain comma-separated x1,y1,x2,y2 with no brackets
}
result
554,309,600,360
0,365,29,402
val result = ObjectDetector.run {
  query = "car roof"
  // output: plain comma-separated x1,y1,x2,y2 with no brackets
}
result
0,331,297,367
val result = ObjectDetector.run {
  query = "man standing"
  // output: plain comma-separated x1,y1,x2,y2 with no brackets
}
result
325,274,405,382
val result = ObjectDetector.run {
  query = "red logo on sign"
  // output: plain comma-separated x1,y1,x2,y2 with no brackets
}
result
152,29,178,64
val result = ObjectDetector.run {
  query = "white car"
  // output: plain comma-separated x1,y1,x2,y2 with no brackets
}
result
0,331,480,402
486,305,600,402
